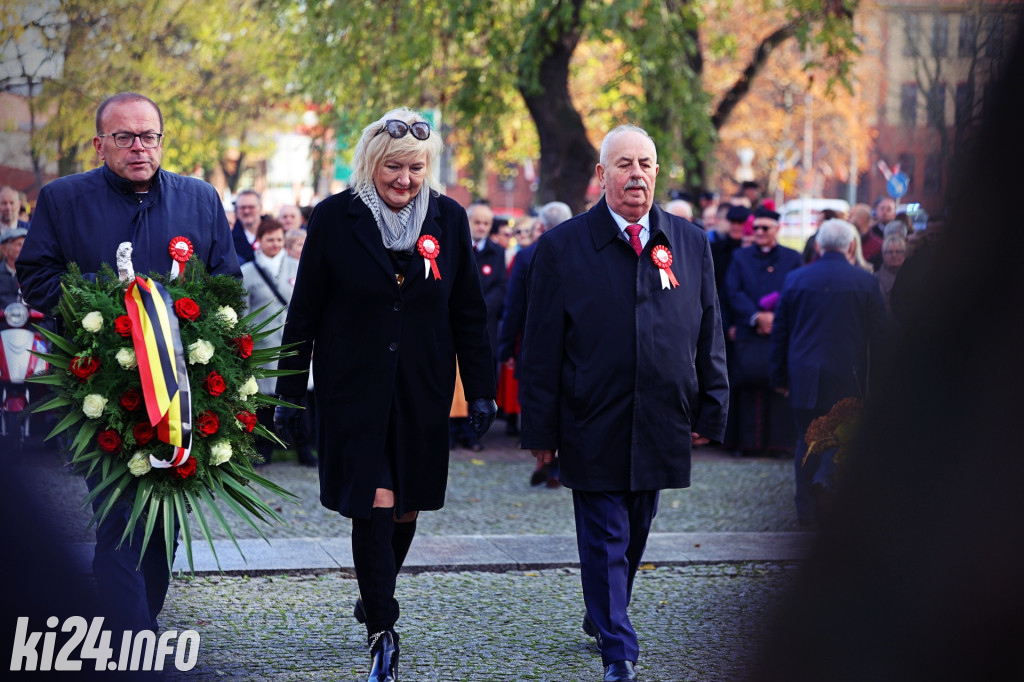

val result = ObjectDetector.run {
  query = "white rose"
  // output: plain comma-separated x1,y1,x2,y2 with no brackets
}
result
81,311,104,333
81,394,107,419
238,375,259,401
188,338,216,365
208,440,233,466
115,347,138,370
128,451,152,477
216,306,238,328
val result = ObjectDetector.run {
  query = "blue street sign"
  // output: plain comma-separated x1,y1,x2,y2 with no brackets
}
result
887,171,909,200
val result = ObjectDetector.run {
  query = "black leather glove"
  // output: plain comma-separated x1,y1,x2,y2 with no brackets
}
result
467,398,497,439
273,395,304,445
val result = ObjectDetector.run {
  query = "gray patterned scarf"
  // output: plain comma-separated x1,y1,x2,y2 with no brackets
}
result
357,183,430,253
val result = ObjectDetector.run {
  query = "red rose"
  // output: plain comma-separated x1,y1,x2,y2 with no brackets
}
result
196,410,220,437
120,388,142,412
174,297,201,321
69,355,100,381
114,315,133,337
235,411,258,433
203,370,227,397
97,429,122,454
174,457,197,479
133,422,155,445
231,335,253,359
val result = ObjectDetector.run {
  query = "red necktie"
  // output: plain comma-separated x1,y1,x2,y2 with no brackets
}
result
626,224,643,256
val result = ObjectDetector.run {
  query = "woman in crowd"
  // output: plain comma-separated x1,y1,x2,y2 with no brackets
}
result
273,108,496,682
240,217,298,465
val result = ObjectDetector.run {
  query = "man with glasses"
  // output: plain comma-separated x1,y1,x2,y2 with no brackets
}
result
17,91,240,637
232,188,264,264
722,206,802,458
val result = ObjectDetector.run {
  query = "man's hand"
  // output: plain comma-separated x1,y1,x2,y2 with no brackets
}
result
467,398,497,439
273,396,304,445
531,449,556,465
774,386,790,398
755,311,774,336
691,432,710,447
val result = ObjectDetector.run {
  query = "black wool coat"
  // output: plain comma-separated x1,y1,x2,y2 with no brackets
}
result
275,189,495,519
519,197,729,491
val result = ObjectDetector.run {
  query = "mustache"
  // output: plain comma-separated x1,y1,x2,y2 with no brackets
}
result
624,179,648,190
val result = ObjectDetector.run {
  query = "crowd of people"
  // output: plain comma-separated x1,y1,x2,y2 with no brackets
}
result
3,90,935,682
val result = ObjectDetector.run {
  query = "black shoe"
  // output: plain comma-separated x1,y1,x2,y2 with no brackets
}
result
505,420,520,436
603,660,637,681
367,629,399,682
582,613,603,653
354,598,366,624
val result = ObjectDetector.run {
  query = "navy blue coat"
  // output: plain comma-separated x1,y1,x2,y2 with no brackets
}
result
724,244,803,386
770,251,889,410
18,165,240,313
231,223,256,264
274,189,495,519
519,197,729,492
474,237,506,359
497,241,537,369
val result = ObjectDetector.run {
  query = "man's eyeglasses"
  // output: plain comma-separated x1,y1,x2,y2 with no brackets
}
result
374,120,431,141
752,223,774,232
98,132,163,149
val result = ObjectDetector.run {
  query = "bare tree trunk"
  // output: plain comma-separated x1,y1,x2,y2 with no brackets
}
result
518,0,596,214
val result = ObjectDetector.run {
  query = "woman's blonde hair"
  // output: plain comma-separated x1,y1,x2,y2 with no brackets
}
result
350,107,443,195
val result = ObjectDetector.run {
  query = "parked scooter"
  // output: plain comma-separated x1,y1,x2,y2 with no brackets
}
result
0,298,49,446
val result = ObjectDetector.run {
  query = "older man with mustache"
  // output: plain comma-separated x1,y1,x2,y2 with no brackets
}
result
520,125,728,681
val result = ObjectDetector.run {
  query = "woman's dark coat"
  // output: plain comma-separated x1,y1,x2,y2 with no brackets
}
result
275,189,495,519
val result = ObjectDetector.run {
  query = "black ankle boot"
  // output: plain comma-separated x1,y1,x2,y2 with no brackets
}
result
367,629,399,682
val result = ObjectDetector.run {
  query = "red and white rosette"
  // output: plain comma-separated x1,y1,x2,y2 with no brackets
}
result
651,245,680,289
417,234,441,280
169,236,194,279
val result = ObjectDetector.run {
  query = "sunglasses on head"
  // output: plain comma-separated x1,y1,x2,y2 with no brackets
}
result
374,119,431,141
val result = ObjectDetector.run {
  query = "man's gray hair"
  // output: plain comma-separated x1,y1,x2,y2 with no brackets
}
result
816,219,857,253
537,201,572,230
599,124,657,166
883,220,908,238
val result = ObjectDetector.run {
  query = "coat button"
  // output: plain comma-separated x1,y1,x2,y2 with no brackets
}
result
393,301,402,311
389,342,398,351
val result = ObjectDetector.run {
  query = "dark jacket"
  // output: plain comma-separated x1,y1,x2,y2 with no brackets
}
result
274,189,495,519
519,197,729,492
474,237,506,359
497,241,537,370
770,251,889,411
18,165,240,313
723,244,803,387
231,222,256,264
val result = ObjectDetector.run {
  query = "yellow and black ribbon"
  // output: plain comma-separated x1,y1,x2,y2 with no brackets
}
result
124,276,192,466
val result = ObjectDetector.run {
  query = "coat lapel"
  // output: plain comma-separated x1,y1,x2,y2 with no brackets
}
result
347,196,399,286
587,197,624,252
399,192,445,290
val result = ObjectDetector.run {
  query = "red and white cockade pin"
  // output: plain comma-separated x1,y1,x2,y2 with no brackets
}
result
417,234,441,280
169,236,194,279
650,245,680,289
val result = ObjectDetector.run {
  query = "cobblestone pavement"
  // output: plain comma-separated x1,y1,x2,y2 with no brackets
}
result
23,430,800,544
160,563,801,682
15,424,806,681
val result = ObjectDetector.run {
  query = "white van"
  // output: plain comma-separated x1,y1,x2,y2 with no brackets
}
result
778,198,851,244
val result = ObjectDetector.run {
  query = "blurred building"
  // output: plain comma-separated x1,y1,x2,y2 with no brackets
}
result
861,0,1022,214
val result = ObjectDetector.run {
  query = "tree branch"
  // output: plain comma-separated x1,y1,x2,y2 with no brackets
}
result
711,23,796,131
